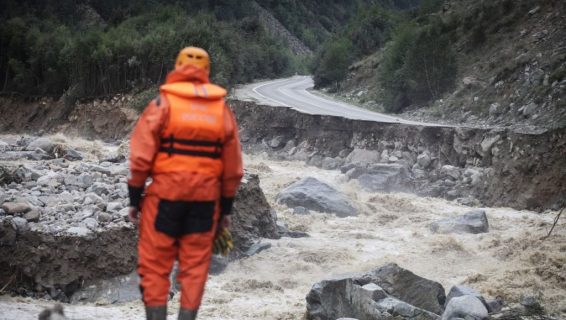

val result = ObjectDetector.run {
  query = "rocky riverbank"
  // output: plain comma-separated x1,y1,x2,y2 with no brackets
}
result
0,134,279,301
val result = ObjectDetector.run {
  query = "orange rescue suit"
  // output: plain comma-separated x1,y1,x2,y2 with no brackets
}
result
128,65,243,311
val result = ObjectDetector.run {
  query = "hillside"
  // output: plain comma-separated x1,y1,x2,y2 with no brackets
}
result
0,0,376,101
316,0,566,130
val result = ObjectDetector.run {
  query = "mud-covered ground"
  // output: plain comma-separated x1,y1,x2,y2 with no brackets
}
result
1,148,564,320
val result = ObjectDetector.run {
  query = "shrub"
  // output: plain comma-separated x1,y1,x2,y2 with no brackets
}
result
380,18,457,112
312,38,353,90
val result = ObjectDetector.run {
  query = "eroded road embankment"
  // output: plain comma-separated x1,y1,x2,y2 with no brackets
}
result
230,100,566,211
1,94,564,211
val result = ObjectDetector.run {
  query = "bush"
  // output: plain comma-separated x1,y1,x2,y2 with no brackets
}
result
380,18,457,112
312,38,353,90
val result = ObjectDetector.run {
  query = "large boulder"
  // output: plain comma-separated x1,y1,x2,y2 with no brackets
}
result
277,177,357,217
359,263,446,315
356,163,410,193
231,172,280,251
25,137,56,153
430,210,489,234
306,263,445,320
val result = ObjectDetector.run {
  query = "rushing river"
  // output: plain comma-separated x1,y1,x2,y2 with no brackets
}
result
0,143,564,319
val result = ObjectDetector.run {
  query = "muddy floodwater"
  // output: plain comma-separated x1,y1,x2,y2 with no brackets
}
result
1,151,564,320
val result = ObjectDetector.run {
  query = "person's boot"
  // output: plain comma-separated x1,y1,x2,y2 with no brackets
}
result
178,308,198,320
145,306,167,320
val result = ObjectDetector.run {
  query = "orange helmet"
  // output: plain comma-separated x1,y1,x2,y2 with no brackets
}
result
175,47,210,73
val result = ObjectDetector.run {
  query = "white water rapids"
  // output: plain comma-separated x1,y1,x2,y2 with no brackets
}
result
0,145,564,319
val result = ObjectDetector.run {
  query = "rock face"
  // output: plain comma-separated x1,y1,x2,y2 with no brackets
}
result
430,210,489,234
277,177,357,217
306,263,446,320
231,172,280,252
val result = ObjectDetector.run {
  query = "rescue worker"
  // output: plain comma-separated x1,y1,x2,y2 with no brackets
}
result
127,46,243,320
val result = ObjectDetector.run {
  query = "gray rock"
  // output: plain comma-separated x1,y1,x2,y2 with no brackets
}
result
480,135,500,155
485,298,503,313
356,163,409,192
521,103,537,117
413,169,427,180
23,208,41,222
321,157,342,170
359,263,446,315
440,165,461,180
520,295,543,313
84,193,105,206
230,173,280,251
118,207,130,220
307,154,324,167
277,177,357,217
346,148,381,165
91,182,111,196
417,152,432,169
14,165,41,181
106,202,123,212
64,148,83,161
441,295,488,320
110,165,129,177
12,217,29,232
97,212,113,223
0,208,5,216
293,206,310,215
37,172,63,187
64,173,94,189
84,164,111,175
306,263,444,320
445,285,486,307
66,226,91,237
359,283,388,301
345,166,367,180
430,210,489,234
26,137,55,153
269,136,285,149
380,149,390,162
2,202,32,214
375,296,439,319
245,242,272,256
29,148,52,161
83,218,99,230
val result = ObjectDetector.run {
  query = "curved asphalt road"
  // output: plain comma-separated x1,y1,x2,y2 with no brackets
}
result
234,76,443,126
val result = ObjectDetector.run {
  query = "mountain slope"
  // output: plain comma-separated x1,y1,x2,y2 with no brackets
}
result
0,0,370,99
321,0,566,130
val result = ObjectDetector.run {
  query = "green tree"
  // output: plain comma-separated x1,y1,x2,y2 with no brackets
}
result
380,19,457,112
313,38,353,90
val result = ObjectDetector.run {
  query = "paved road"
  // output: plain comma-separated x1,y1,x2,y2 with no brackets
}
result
234,76,442,126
